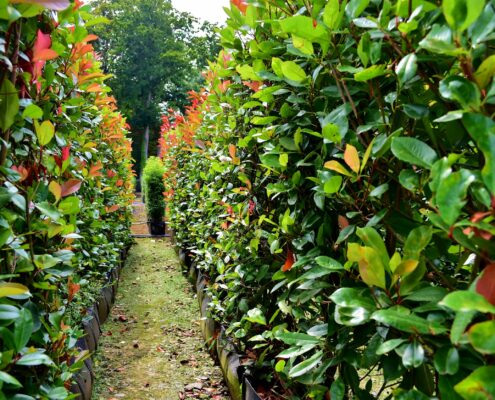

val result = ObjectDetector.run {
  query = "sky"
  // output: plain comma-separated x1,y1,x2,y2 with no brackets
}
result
171,0,230,24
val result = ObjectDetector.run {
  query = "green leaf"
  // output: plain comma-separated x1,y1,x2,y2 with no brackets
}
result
455,366,495,399
356,227,390,267
322,123,341,143
434,347,460,375
0,371,22,387
323,176,343,194
22,104,43,120
0,282,30,298
346,0,370,18
402,341,424,368
36,201,61,221
323,0,346,30
354,65,387,82
439,76,480,110
315,256,344,271
275,331,321,346
396,54,418,86
281,61,307,83
376,338,407,355
440,291,495,314
372,307,447,335
348,243,387,289
292,35,313,55
451,310,476,344
418,24,462,56
330,378,345,400
443,0,485,32
14,308,33,352
462,113,495,193
34,254,60,270
58,196,80,215
330,287,376,326
403,104,429,119
16,352,54,366
391,137,438,169
244,308,267,325
399,169,419,192
34,120,55,146
277,344,317,359
474,54,495,89
404,225,433,260
279,16,330,52
288,351,323,378
0,78,19,131
435,169,475,226
468,321,495,354
0,304,20,320
357,33,370,67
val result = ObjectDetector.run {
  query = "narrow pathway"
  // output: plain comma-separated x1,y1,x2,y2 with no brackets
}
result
130,194,150,235
92,238,230,400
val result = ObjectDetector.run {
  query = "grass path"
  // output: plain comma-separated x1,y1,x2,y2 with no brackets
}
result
92,238,229,400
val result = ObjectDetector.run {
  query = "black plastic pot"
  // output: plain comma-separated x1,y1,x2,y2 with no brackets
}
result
82,307,101,352
148,220,166,235
243,376,262,400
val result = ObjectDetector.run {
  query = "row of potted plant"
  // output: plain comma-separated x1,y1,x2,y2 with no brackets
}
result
0,1,133,398
161,0,495,399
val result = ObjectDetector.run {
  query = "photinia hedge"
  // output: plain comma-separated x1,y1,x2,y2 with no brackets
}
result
0,0,133,397
162,0,495,399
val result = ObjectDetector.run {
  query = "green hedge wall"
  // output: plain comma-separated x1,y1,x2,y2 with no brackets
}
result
163,0,495,399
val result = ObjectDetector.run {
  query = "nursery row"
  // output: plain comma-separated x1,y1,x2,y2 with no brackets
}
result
161,0,495,399
0,1,133,398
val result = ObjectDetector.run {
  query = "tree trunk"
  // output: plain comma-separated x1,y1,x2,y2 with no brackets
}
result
140,91,153,172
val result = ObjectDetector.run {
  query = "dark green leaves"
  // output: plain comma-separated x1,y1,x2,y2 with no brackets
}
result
439,76,480,110
468,321,495,354
372,307,447,335
391,137,438,169
455,366,495,399
330,287,376,326
0,78,19,131
14,309,33,352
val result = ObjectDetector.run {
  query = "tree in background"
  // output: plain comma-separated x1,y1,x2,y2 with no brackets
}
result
91,0,220,175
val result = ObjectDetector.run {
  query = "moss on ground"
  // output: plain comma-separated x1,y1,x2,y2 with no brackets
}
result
92,238,229,399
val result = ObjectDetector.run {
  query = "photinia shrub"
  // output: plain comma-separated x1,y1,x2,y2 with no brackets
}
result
0,0,133,397
163,0,495,399
142,156,166,222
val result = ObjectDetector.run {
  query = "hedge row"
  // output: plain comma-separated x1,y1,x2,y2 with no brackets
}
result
162,0,495,399
0,1,133,398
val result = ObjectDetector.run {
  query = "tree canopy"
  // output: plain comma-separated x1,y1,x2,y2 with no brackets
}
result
91,0,220,169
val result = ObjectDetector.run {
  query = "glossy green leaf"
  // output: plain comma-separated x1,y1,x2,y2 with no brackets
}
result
354,65,387,82
22,104,43,120
281,61,307,83
14,308,33,352
434,347,460,375
455,366,495,399
372,307,447,335
0,78,19,131
439,76,480,110
391,137,438,169
275,331,321,346
468,321,495,354
0,371,22,387
34,120,55,146
402,341,424,368
462,113,495,193
440,291,495,314
376,338,407,355
0,282,30,298
396,54,418,86
443,0,485,32
435,169,475,226
346,0,370,18
16,352,54,366
288,351,323,377
244,308,267,325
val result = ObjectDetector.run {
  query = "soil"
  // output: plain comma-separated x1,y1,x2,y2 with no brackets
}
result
92,238,230,400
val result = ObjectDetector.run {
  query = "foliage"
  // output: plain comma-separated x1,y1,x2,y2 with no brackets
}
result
0,0,133,398
142,156,165,222
162,0,495,398
91,0,221,170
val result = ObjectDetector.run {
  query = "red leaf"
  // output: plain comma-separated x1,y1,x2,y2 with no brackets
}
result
68,279,80,302
61,179,82,197
32,48,58,62
105,205,120,213
282,249,295,272
61,146,70,161
231,0,247,14
476,263,495,305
